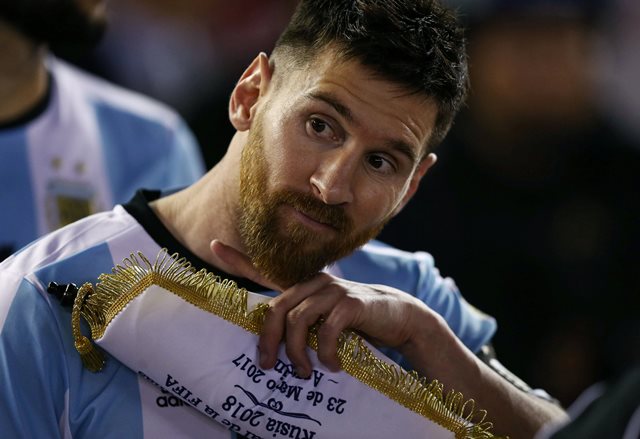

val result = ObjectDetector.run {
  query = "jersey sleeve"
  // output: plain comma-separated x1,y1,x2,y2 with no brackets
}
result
412,250,497,354
335,242,497,365
0,273,68,438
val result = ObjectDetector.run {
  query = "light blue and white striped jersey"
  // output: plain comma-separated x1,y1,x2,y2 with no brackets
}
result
0,57,205,259
0,192,496,438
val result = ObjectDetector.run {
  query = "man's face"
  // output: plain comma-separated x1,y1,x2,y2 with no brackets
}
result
237,52,438,287
0,0,107,47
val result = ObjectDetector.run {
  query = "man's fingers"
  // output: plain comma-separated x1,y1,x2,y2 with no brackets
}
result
284,306,325,378
281,283,347,376
258,303,286,370
316,309,348,372
259,291,317,372
262,275,338,374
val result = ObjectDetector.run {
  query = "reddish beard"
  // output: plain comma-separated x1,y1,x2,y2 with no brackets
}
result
237,119,388,288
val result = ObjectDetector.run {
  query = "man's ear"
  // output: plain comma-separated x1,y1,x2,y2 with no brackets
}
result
229,52,272,131
391,153,438,217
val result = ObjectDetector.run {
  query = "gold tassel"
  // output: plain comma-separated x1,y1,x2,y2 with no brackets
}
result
71,282,105,372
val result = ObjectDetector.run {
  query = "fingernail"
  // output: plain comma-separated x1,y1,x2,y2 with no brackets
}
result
295,367,310,379
259,351,270,369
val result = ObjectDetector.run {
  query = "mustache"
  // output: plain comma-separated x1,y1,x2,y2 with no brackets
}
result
273,191,352,232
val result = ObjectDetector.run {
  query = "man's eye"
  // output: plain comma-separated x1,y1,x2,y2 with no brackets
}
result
367,154,395,173
311,118,328,133
369,156,384,168
307,117,336,140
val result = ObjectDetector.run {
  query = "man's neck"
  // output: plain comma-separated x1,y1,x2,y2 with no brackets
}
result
151,134,247,271
0,20,48,123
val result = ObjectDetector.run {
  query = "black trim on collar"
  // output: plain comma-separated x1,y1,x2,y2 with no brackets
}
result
0,72,53,130
123,189,268,293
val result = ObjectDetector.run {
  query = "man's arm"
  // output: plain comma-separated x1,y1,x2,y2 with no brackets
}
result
400,316,567,438
209,240,568,438
0,274,67,437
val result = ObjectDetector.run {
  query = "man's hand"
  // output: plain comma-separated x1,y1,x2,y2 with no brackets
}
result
209,240,568,438
209,239,441,378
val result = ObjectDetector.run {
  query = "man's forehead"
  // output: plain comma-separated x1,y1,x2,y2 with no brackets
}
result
293,48,431,93
273,54,437,158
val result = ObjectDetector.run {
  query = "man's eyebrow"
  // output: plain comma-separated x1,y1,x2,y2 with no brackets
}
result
305,91,356,125
386,139,419,165
306,90,421,165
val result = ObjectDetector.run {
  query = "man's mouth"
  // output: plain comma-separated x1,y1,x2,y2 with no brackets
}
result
288,206,339,232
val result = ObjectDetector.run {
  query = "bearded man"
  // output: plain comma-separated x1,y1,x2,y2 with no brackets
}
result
0,0,205,261
0,1,566,438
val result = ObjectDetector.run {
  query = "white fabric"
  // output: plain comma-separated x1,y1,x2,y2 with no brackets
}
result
97,284,456,439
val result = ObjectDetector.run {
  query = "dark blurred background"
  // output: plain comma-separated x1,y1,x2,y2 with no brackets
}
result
59,0,640,408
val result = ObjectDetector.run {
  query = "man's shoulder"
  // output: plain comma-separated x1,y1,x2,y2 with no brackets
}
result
334,240,436,287
335,240,497,354
0,206,137,280
0,208,129,338
49,57,185,133
0,205,160,325
358,240,435,263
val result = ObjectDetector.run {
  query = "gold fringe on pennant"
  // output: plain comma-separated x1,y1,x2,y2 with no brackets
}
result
71,283,105,372
77,249,504,439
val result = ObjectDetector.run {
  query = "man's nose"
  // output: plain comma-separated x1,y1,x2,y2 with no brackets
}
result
309,148,357,205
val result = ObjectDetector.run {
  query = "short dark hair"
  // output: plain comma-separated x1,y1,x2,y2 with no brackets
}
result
272,0,469,152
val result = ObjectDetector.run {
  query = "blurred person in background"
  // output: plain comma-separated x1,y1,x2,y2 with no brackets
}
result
595,0,640,146
82,0,298,168
0,0,206,262
534,366,640,438
381,0,640,407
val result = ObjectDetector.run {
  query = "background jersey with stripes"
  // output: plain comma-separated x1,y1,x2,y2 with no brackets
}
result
0,57,205,259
